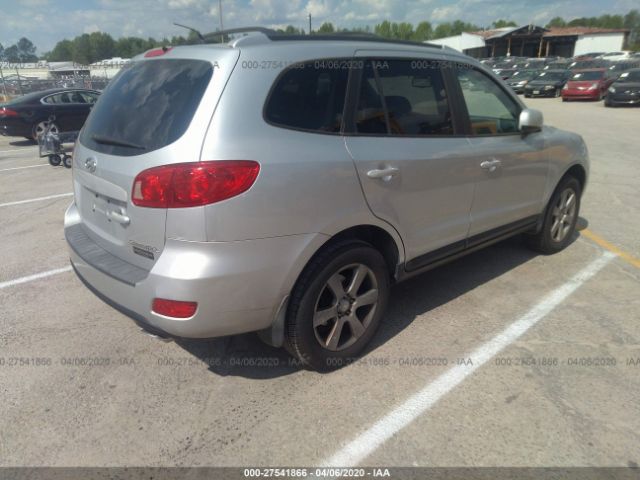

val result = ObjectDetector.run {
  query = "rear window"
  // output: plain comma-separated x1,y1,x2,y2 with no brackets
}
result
80,59,213,156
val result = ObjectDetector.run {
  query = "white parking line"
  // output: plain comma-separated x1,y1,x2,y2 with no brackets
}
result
0,266,72,290
322,251,616,468
0,164,48,172
0,192,73,208
0,148,38,154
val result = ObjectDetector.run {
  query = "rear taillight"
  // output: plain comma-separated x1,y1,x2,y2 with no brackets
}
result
0,107,19,117
132,161,260,208
152,298,197,318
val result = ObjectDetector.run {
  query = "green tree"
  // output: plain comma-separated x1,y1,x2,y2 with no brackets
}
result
47,39,73,61
392,22,415,40
624,9,640,49
72,34,93,64
14,37,38,62
492,19,517,28
546,17,566,28
4,45,20,63
413,21,433,41
433,23,453,39
318,22,335,33
0,43,4,62
432,20,478,39
88,32,115,62
374,20,393,38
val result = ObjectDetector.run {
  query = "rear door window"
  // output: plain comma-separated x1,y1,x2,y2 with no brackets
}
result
80,59,213,156
264,60,349,133
355,59,454,136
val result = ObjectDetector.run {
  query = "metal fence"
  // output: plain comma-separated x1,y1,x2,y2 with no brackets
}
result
0,75,110,99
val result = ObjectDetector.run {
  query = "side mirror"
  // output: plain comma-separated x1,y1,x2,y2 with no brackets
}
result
519,108,543,134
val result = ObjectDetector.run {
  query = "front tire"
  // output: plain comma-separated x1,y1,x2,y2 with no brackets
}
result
285,241,390,371
526,176,581,255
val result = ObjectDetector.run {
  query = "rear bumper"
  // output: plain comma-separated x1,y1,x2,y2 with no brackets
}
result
65,202,323,338
0,121,30,137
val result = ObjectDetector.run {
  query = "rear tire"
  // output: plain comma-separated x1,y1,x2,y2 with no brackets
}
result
62,155,72,169
32,120,58,141
48,154,61,166
285,241,390,371
525,176,581,255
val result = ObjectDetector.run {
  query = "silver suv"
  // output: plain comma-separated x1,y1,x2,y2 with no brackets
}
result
64,30,589,371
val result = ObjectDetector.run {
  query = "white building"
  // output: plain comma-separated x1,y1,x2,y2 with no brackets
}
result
427,25,630,58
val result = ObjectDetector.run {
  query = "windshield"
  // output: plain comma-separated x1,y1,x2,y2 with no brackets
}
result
617,71,640,82
80,59,213,156
535,72,564,81
570,71,604,81
511,71,539,80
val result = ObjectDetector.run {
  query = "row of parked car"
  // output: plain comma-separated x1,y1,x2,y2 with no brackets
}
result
481,54,640,107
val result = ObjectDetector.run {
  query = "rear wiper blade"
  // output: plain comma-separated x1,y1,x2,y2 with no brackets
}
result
91,134,146,150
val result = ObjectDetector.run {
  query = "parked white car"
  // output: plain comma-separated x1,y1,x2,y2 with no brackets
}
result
598,51,632,62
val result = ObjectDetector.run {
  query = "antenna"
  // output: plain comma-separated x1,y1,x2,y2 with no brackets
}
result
173,23,205,43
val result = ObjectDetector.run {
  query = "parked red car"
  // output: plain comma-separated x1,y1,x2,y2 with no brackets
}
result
561,69,612,101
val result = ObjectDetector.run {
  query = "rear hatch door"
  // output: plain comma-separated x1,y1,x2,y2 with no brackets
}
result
73,48,239,269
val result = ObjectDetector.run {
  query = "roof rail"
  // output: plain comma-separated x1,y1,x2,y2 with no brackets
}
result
267,33,443,49
197,27,445,50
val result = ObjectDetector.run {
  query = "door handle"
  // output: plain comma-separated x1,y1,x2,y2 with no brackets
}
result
480,159,502,173
367,167,399,182
106,209,130,226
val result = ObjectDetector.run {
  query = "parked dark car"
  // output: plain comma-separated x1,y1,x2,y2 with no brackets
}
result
0,88,100,141
568,59,610,70
574,52,605,61
605,68,640,107
507,70,542,94
524,70,571,98
606,60,640,80
493,68,518,80
544,60,571,71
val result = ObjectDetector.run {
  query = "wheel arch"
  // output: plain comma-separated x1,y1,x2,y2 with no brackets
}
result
563,163,586,192
259,223,405,347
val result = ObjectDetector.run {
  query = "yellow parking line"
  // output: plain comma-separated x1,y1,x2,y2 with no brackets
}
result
581,229,640,269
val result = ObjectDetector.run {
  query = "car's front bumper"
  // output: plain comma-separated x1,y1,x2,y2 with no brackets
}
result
524,87,558,97
562,89,600,100
606,94,640,105
508,85,526,94
65,202,323,339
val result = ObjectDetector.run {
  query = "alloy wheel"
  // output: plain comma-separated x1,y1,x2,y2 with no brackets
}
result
33,121,58,140
313,263,379,351
550,187,577,243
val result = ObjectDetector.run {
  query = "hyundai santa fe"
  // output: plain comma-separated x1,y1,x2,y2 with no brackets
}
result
64,30,589,371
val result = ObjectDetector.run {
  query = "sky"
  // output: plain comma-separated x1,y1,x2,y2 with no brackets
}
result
1,0,637,53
